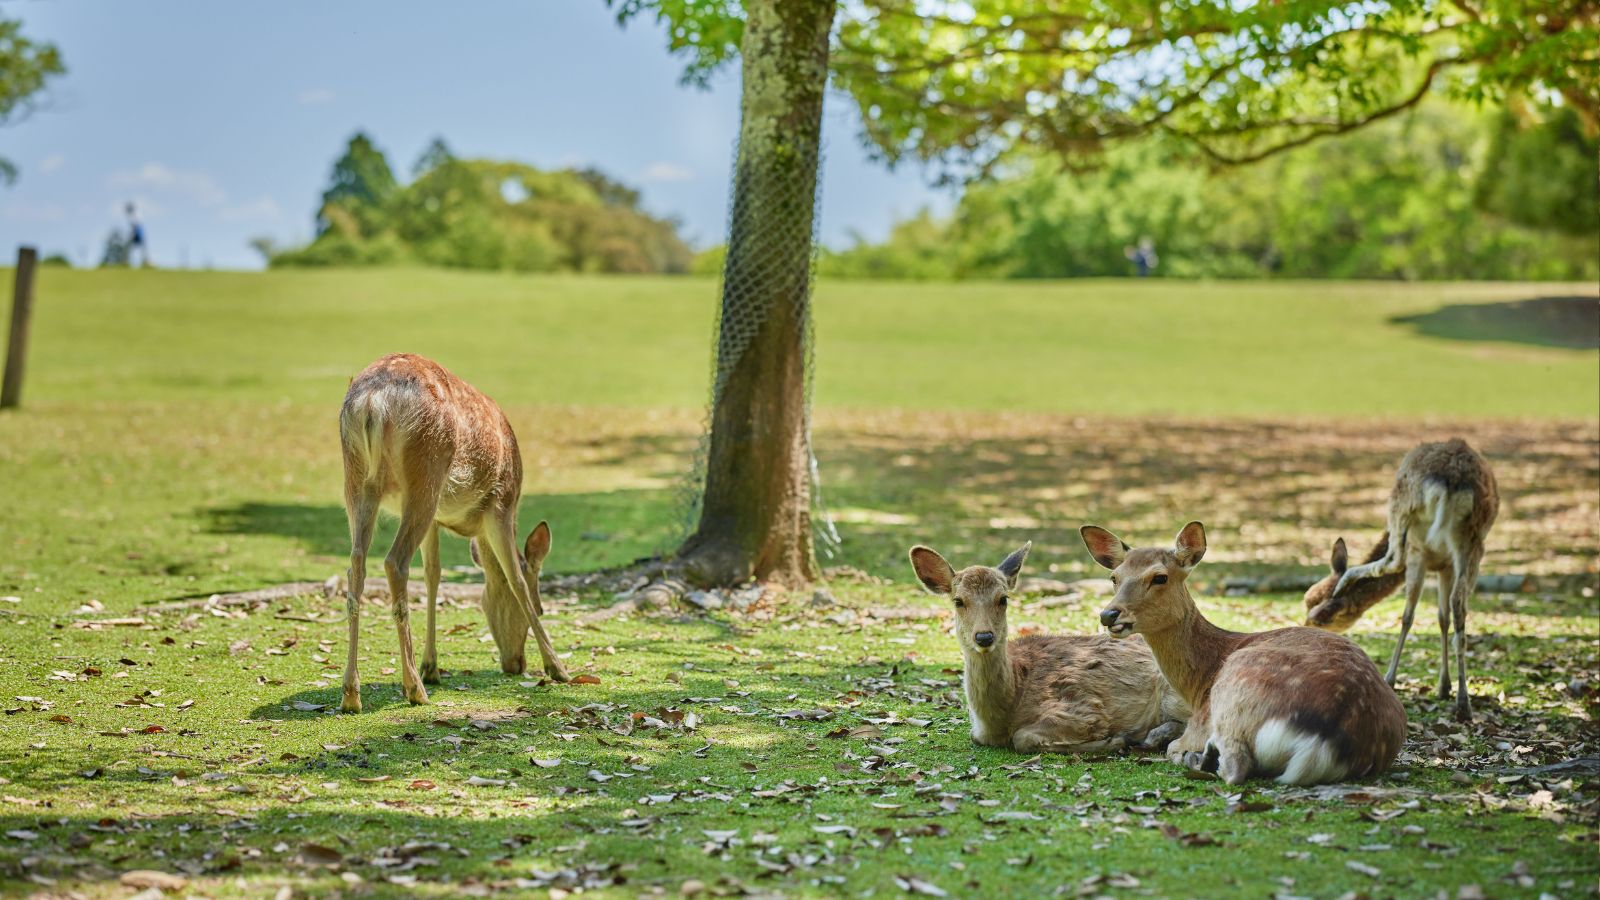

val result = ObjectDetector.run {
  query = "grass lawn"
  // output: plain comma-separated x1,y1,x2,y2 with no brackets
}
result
0,269,1595,897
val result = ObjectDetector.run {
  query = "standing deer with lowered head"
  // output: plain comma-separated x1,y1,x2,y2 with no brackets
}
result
338,354,568,713
1082,523,1406,785
909,542,1188,754
1304,438,1498,721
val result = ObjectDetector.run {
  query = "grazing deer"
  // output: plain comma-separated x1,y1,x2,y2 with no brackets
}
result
1082,523,1406,785
338,354,568,713
909,542,1188,755
1304,438,1498,721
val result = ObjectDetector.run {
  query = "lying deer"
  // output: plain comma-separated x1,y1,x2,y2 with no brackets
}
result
338,354,568,713
1304,438,1498,721
909,542,1187,754
1082,523,1405,785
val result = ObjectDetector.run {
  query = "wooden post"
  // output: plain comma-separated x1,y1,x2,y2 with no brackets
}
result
1,246,37,409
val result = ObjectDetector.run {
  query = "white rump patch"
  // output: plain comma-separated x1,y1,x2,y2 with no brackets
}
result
1254,719,1348,785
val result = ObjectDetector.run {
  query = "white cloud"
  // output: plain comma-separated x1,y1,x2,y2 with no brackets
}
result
642,161,693,183
297,87,336,105
38,154,65,175
217,196,284,223
109,163,227,207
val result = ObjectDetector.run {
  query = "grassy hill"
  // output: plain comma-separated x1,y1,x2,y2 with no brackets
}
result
9,268,1597,416
0,269,1594,897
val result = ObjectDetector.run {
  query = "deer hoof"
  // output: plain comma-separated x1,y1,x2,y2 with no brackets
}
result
1453,698,1472,723
404,683,430,705
543,661,571,683
420,660,441,684
340,689,362,714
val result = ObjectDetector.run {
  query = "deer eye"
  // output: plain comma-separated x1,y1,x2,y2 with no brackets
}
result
1110,574,1119,586
996,596,1008,608
953,598,965,608
1152,574,1169,585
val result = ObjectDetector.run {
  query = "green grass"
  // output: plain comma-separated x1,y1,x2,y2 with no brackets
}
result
0,269,1595,896
6,268,1597,415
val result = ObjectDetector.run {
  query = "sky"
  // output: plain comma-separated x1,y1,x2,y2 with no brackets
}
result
0,1,953,269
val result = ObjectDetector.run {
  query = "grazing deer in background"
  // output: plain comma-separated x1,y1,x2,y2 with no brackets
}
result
909,542,1188,754
1082,523,1406,785
1304,438,1498,721
338,354,568,713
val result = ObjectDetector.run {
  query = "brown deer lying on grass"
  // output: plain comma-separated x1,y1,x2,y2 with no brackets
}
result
1303,438,1498,721
1083,523,1406,785
909,542,1188,754
338,354,568,713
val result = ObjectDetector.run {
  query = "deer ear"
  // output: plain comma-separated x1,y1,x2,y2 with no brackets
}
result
524,521,552,570
909,546,956,595
1080,526,1128,570
996,541,1031,588
1173,521,1207,569
469,538,482,568
1330,537,1349,575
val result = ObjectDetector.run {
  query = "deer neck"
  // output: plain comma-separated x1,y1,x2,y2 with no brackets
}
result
962,642,1016,745
1140,589,1238,710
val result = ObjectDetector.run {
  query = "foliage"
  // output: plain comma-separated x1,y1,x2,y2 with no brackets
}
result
608,0,1598,175
819,210,958,280
1475,104,1600,236
98,230,130,268
824,103,1598,282
316,132,398,237
833,0,1600,173
0,16,65,185
271,133,692,274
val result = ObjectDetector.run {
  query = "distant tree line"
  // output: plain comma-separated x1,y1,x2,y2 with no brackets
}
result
265,134,693,274
808,102,1598,282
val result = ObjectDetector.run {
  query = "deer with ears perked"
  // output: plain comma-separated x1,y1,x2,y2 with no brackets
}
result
1303,438,1498,721
1082,523,1405,785
338,354,568,713
910,542,1187,755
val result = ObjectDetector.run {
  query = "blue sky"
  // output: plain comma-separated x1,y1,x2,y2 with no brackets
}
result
0,1,952,269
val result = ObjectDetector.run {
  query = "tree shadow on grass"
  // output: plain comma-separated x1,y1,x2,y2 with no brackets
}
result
199,488,681,575
1390,296,1600,350
194,416,1598,603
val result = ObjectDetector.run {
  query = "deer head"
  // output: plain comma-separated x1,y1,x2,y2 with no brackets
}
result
1304,532,1402,632
909,542,1031,656
1081,522,1206,638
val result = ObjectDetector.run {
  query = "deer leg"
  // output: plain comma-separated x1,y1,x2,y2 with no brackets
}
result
1213,736,1254,785
1013,715,1124,755
1450,551,1480,722
341,482,381,714
1136,720,1186,751
1384,554,1426,687
1166,718,1210,768
419,523,441,685
482,515,569,683
384,503,436,706
1435,568,1453,701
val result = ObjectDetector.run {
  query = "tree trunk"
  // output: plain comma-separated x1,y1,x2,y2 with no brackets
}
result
677,0,836,588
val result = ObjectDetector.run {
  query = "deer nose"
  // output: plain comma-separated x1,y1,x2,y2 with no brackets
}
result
973,631,995,648
1099,608,1121,627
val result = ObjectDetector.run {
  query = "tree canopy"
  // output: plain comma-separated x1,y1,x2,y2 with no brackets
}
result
818,101,1596,281
0,16,65,185
612,0,1598,174
271,133,692,274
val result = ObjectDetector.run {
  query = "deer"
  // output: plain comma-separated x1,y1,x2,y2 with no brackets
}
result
1081,522,1406,785
338,353,568,713
909,542,1188,755
1303,438,1498,721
